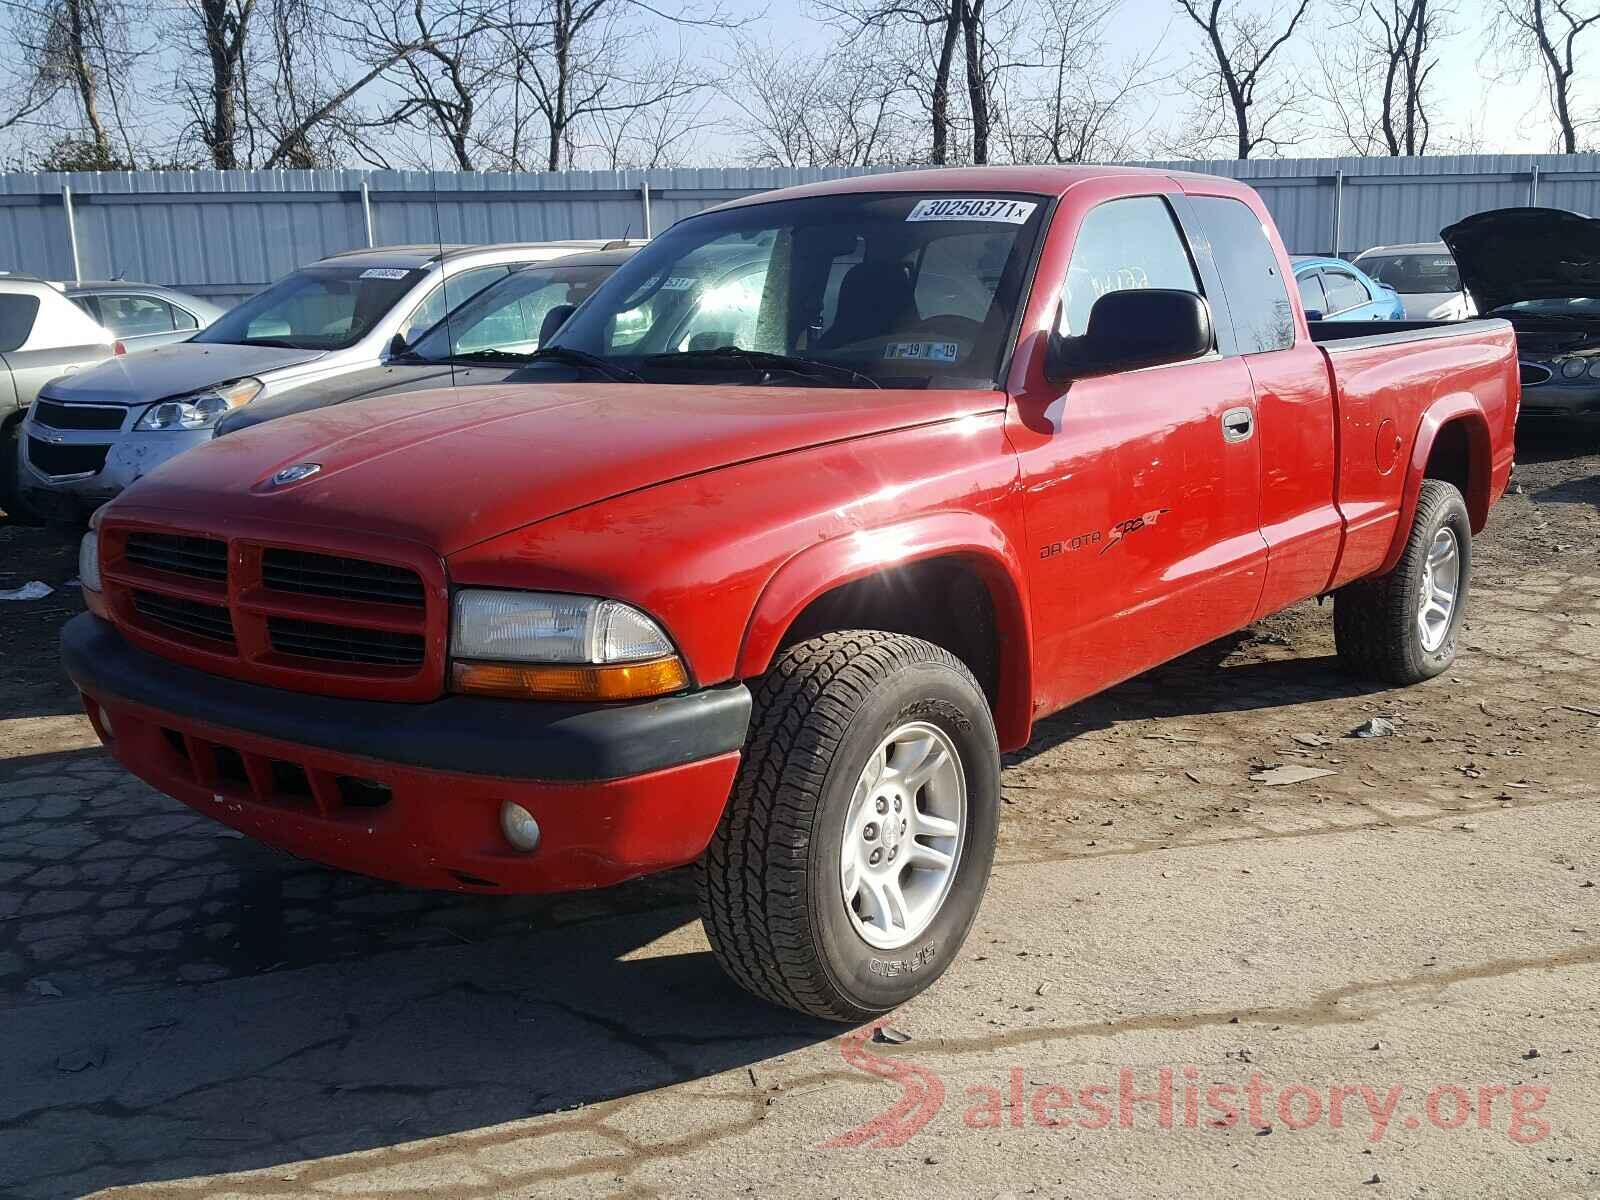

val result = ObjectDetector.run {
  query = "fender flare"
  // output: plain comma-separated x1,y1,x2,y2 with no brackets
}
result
735,511,1036,751
1378,394,1492,576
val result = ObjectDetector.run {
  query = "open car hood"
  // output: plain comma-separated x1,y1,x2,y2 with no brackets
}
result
1441,207,1600,316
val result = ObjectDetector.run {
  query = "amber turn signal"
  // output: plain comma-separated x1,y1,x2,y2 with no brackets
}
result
451,656,689,701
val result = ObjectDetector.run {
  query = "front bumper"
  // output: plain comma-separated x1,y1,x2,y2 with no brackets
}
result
63,614,751,892
1518,368,1600,418
17,413,208,517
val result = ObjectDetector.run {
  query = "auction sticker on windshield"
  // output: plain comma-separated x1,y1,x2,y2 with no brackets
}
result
906,198,1037,224
360,268,411,280
884,341,961,363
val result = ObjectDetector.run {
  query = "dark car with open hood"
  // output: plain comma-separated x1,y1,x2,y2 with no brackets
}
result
1442,206,1600,421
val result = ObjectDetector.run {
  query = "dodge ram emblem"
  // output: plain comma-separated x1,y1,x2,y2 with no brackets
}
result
269,462,322,487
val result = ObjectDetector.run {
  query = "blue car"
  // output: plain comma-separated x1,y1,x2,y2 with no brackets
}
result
1292,256,1406,322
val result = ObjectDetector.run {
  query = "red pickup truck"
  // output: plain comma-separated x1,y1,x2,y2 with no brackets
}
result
63,166,1518,1021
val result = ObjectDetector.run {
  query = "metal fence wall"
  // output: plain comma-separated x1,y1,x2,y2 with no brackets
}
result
3,155,1597,307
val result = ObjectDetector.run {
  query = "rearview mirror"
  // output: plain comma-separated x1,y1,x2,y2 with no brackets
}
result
1046,289,1214,382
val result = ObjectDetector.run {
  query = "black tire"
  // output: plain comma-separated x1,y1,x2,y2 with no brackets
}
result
697,631,1000,1023
0,414,24,521
1334,479,1472,685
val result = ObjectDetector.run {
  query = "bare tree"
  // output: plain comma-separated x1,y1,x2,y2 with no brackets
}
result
176,0,253,167
1172,0,1313,158
726,39,906,167
1492,0,1600,152
992,0,1164,163
1314,0,1448,155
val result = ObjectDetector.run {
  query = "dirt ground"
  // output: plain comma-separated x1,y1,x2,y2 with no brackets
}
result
1,426,1597,1199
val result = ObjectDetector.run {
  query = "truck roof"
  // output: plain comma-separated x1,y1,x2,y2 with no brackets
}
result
708,164,1252,214
318,240,631,269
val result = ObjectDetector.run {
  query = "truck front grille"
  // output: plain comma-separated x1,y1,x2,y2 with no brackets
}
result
100,522,443,699
27,437,109,477
131,590,236,647
125,532,229,582
268,617,426,666
261,549,425,608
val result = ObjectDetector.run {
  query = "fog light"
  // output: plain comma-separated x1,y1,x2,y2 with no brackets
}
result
500,802,541,852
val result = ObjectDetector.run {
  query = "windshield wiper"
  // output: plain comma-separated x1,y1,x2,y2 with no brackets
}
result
448,348,533,363
523,346,644,382
234,337,309,349
641,347,881,389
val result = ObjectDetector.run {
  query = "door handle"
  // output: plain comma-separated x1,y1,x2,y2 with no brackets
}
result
1221,406,1254,443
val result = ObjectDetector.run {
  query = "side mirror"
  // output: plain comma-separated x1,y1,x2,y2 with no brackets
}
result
537,304,576,348
1303,307,1325,322
1046,289,1214,382
387,332,409,359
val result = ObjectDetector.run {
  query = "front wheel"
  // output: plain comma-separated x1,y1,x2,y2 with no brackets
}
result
697,631,1000,1022
1334,479,1472,684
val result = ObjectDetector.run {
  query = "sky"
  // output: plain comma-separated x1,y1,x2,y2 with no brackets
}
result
752,0,1559,159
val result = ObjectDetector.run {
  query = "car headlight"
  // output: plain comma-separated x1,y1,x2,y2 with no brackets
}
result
1585,360,1600,380
136,377,262,431
1561,358,1587,379
78,528,101,592
449,589,688,700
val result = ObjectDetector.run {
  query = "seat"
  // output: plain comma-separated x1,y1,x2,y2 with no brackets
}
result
819,261,914,348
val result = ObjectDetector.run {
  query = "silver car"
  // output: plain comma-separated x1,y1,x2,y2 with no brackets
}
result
16,241,614,521
1,276,118,514
63,282,224,353
1350,242,1476,321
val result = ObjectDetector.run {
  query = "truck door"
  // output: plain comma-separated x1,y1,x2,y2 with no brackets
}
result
1009,192,1267,715
1182,193,1343,617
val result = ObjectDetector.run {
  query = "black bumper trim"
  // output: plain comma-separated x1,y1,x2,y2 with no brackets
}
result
61,614,751,783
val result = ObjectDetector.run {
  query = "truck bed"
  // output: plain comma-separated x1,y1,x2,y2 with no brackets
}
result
1307,317,1509,349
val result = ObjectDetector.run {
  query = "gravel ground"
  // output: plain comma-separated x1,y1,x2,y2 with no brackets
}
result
0,425,1596,1199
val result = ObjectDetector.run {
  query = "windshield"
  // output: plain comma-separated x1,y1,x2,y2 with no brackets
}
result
194,266,425,350
409,262,618,360
547,192,1049,389
1358,253,1460,294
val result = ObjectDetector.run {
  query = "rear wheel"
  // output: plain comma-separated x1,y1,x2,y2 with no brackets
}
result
1334,479,1471,684
697,631,1000,1022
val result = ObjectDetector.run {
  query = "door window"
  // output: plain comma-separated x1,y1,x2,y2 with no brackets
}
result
1060,196,1201,336
401,265,510,344
1320,269,1370,315
95,294,181,337
1296,271,1327,314
0,295,41,352
1191,196,1296,353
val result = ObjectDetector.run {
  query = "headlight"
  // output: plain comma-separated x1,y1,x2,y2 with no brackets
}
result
78,529,101,592
449,589,687,700
136,377,262,431
1585,360,1600,380
1561,358,1587,379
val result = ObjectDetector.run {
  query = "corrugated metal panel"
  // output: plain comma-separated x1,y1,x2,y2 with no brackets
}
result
1,157,1597,305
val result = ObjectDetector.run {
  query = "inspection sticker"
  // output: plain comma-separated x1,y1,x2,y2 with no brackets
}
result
883,340,960,363
906,198,1036,224
359,268,411,279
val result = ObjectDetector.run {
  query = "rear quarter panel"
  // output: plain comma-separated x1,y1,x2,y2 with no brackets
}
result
1320,320,1518,588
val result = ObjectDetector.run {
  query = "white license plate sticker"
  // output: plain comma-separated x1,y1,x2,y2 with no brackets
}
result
883,340,961,363
360,268,411,280
906,198,1036,225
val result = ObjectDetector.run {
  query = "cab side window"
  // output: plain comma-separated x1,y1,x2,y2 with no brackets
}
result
1191,196,1295,353
1060,196,1201,336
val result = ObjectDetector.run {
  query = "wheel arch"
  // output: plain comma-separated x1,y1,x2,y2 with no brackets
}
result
736,512,1035,751
1379,397,1492,576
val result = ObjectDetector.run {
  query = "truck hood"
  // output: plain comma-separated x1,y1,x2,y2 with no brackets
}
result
1441,207,1600,316
214,362,507,435
39,342,325,406
114,382,1003,555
